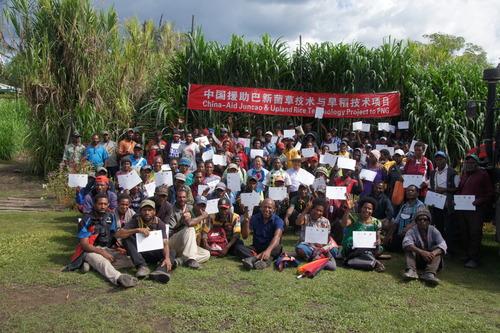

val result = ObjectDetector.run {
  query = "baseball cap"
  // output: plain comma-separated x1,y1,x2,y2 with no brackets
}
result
140,199,155,209
277,142,285,150
215,182,226,190
220,127,228,133
102,130,110,135
120,156,131,165
380,136,388,141
218,197,231,209
72,130,81,138
155,185,169,196
315,167,330,177
434,151,447,159
134,144,143,150
265,131,273,136
195,196,208,205
95,175,109,184
227,163,239,171
465,154,480,163
394,149,405,156
308,155,319,162
247,175,258,182
141,164,152,171
174,173,186,182
96,166,108,174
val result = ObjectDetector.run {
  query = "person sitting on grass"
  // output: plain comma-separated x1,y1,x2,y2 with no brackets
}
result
202,197,248,258
340,195,385,272
64,193,137,288
240,198,284,270
115,199,173,283
295,198,339,263
385,185,425,251
402,207,447,286
168,188,211,269
114,193,135,228
82,175,117,214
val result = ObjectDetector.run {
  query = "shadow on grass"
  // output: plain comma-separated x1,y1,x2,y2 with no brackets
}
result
381,233,500,293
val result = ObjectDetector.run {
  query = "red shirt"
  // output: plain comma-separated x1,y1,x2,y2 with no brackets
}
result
403,156,433,196
458,169,493,207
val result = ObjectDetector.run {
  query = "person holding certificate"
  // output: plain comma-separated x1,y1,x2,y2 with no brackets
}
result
295,198,339,263
115,199,174,283
456,154,494,268
341,195,385,272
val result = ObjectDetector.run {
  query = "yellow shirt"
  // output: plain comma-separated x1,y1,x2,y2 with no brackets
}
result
284,148,299,169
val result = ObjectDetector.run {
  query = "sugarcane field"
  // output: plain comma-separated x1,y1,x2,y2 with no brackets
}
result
0,0,499,332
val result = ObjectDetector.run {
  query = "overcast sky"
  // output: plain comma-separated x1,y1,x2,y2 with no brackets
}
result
94,0,499,64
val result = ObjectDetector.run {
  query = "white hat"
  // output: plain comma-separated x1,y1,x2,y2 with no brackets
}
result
394,149,405,156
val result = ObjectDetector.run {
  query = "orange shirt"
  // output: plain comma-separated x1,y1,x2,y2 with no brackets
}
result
118,139,136,156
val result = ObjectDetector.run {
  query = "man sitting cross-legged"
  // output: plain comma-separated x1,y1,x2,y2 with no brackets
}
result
115,199,174,283
240,198,284,270
402,207,447,286
64,193,137,288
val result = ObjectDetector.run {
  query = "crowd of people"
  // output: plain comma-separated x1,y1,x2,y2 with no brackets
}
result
62,122,495,288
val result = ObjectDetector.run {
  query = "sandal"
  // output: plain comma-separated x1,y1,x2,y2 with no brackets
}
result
374,260,386,272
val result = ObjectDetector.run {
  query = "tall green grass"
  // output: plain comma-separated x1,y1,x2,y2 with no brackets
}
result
0,98,28,160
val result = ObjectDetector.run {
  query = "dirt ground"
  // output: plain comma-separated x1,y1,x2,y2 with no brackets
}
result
0,161,60,211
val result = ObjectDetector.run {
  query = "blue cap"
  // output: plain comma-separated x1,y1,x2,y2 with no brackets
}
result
434,151,447,159
195,196,207,205
179,157,191,166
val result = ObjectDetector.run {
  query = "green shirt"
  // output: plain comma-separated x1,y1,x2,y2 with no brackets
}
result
342,213,381,256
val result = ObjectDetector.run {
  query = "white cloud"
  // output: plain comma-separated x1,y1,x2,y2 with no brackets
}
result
94,0,500,64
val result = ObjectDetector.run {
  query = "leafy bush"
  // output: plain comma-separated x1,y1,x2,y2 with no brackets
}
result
0,98,28,160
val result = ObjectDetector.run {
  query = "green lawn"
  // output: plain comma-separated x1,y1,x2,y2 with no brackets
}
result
0,211,499,332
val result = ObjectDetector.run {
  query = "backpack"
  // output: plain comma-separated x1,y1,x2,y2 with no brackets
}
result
206,226,228,256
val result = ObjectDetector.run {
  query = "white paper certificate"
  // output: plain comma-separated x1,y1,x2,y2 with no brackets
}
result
320,154,337,167
398,121,409,129
378,122,390,132
117,171,142,190
352,121,363,131
240,191,261,208
68,174,88,188
454,195,476,211
326,186,347,200
312,177,326,191
352,231,376,249
202,150,214,162
195,136,209,146
304,226,329,245
294,142,302,151
268,187,288,201
362,123,371,132
155,171,173,187
205,199,220,214
359,169,377,182
136,230,164,252
212,154,227,166
301,148,315,158
403,175,424,188
238,138,251,148
283,129,295,138
144,182,156,197
227,173,241,192
297,169,315,186
337,157,356,171
314,106,324,119
425,191,447,209
250,149,264,159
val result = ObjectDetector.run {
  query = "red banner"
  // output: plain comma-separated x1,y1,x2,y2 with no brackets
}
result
187,84,400,118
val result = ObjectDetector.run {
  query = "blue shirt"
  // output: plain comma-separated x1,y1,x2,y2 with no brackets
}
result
77,213,117,239
129,155,147,172
86,144,108,168
250,212,284,252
